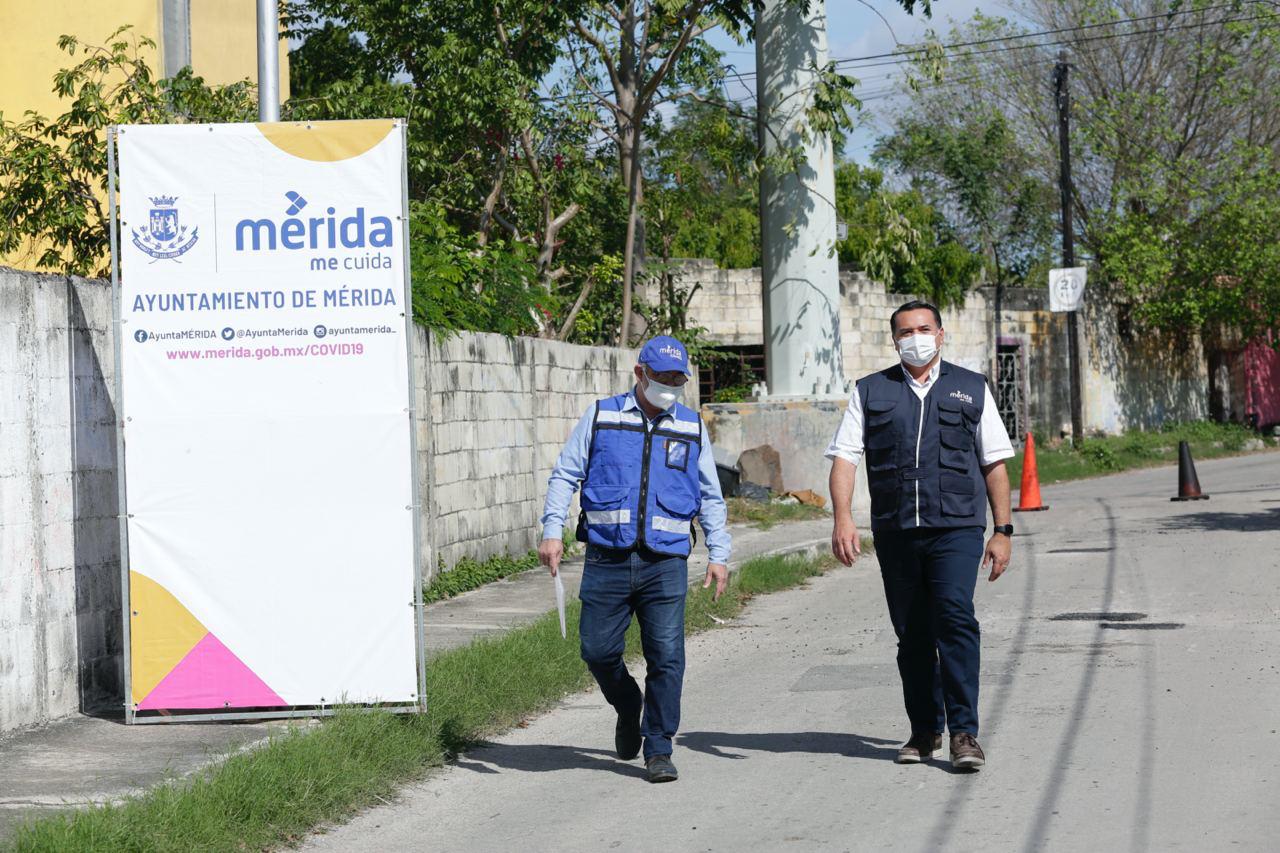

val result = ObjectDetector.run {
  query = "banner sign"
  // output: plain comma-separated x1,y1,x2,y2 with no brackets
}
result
1049,266,1087,312
114,121,421,718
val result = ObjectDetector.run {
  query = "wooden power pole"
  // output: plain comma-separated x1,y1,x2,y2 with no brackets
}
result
1054,51,1085,447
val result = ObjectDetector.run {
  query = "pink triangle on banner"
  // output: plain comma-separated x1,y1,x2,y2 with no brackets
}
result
138,632,286,710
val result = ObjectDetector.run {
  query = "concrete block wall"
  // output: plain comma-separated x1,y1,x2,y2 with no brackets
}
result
420,330,696,572
1,270,122,734
0,266,685,735
670,260,1215,439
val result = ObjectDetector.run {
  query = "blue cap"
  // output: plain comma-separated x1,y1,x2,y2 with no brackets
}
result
638,335,691,375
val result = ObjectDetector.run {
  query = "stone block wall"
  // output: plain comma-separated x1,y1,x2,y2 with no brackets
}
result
420,331,662,571
1,270,122,733
671,259,1208,438
0,266,684,735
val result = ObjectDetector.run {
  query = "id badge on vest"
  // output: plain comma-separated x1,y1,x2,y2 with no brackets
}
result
664,438,690,472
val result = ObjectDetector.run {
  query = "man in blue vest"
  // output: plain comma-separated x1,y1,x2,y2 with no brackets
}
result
539,335,731,783
826,300,1014,770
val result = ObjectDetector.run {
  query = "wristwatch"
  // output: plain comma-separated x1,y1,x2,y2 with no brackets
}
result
992,523,1014,537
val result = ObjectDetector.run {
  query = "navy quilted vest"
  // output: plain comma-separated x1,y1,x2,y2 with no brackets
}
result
858,361,988,532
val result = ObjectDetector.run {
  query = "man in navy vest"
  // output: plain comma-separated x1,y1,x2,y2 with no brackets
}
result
539,335,731,783
826,300,1014,770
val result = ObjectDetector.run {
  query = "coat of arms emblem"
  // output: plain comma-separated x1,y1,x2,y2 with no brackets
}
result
131,195,199,260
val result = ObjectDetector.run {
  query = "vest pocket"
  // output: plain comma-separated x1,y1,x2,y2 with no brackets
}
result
864,430,900,521
937,401,963,426
865,399,897,428
582,484,630,524
939,472,976,516
939,428,973,472
663,437,693,472
864,425,897,471
655,490,698,520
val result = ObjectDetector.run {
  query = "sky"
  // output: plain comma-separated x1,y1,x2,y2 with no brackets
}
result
706,0,1004,163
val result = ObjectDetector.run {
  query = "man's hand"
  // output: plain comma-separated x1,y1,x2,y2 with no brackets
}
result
538,538,564,577
982,533,1012,581
832,518,862,566
703,563,728,601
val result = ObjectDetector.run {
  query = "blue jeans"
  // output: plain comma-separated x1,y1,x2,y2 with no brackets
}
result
873,527,983,736
578,544,687,758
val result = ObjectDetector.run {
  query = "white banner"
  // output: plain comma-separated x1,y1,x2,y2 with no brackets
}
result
115,121,419,715
1049,266,1087,312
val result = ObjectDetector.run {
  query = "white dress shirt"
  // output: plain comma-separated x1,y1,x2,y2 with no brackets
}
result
825,361,1015,467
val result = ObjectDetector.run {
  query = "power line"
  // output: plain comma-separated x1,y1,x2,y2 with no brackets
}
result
828,0,1254,67
729,4,1277,82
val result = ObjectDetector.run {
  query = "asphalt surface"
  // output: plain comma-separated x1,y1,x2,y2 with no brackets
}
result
304,452,1280,853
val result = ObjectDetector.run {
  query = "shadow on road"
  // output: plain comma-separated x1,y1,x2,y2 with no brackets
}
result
677,730,899,762
1159,506,1280,532
453,742,648,780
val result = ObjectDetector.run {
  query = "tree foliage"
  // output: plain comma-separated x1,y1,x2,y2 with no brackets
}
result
834,163,984,308
0,28,255,276
884,0,1280,338
875,109,1056,291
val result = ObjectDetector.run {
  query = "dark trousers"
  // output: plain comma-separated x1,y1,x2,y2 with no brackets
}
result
578,544,687,758
873,526,983,736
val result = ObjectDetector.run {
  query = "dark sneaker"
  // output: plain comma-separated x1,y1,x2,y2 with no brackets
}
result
950,733,986,770
645,754,679,783
615,707,642,761
896,732,943,764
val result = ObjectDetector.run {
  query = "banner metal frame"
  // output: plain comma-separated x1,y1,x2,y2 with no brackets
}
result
110,121,427,724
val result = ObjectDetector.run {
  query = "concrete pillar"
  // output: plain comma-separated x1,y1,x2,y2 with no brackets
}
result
755,0,844,397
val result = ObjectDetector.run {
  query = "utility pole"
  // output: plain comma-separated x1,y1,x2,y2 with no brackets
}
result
1054,51,1084,447
755,0,844,397
257,0,281,122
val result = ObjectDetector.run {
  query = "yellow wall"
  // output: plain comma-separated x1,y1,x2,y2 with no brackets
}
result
190,1,289,96
0,0,161,123
1,1,288,272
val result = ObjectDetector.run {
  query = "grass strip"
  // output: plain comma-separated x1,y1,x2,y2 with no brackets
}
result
1005,421,1274,487
11,548,855,853
725,497,829,529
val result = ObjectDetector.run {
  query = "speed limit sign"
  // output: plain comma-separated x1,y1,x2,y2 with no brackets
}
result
1049,266,1086,312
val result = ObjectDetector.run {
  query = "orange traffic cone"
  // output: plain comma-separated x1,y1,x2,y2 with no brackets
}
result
1170,440,1210,501
1013,432,1049,512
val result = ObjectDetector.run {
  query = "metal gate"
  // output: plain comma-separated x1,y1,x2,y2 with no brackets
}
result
995,343,1024,442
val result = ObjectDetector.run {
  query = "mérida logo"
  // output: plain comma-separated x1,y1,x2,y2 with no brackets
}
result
234,192,394,251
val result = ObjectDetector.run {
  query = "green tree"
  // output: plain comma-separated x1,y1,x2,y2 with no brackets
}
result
834,162,983,308
1100,150,1280,343
886,0,1280,340
288,0,599,337
0,28,255,276
874,111,1055,291
566,0,934,344
646,98,759,270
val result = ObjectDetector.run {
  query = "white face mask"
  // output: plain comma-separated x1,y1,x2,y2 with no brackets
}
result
897,332,940,367
642,373,684,409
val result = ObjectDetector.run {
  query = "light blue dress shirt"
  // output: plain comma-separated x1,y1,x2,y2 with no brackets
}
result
540,389,732,564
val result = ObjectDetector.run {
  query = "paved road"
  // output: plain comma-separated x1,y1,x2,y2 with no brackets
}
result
0,508,850,842
305,452,1280,853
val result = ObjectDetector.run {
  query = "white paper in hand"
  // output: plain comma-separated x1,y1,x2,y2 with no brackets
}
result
554,573,567,639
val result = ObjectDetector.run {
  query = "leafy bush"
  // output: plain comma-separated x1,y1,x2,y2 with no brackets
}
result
409,201,548,337
423,550,541,604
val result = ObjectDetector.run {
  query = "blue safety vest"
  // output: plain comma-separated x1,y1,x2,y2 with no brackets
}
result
859,361,989,532
577,393,703,557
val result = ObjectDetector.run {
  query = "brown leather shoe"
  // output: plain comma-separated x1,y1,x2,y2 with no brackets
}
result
950,733,985,769
896,732,943,764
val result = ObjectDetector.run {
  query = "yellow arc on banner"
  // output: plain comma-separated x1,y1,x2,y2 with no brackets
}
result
129,571,210,704
255,120,396,162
